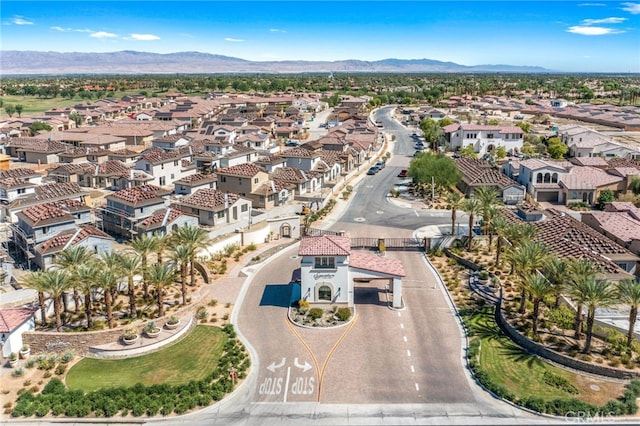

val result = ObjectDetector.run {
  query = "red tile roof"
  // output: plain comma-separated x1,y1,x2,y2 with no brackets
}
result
137,207,194,230
217,163,264,177
176,188,240,210
349,250,406,277
299,235,351,256
0,307,37,333
35,225,113,254
108,185,170,205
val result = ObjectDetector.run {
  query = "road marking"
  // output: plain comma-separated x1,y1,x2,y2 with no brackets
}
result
403,336,407,343
397,312,401,317
407,349,411,357
284,367,291,403
414,210,419,216
294,358,312,372
267,357,286,372
415,383,420,391
411,365,415,373
400,323,404,329
316,313,358,402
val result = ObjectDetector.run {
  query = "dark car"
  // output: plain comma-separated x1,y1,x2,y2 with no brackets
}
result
367,166,379,175
397,169,408,178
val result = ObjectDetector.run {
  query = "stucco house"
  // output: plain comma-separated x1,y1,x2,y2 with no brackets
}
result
297,235,405,309
443,123,524,156
171,188,252,227
1,307,37,358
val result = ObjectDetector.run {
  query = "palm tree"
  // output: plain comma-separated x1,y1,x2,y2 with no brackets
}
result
95,268,117,329
153,233,170,265
39,269,71,331
461,198,481,251
22,271,47,326
171,225,210,286
524,273,554,335
474,186,502,245
117,252,142,319
75,262,100,329
580,278,614,353
568,258,599,339
53,246,95,313
128,234,159,299
99,251,123,301
508,240,549,313
543,257,570,308
492,215,509,266
146,263,177,318
170,244,192,305
615,279,640,350
445,192,463,235
483,204,501,252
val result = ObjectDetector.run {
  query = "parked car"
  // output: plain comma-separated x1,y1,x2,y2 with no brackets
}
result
367,166,380,175
375,160,385,170
397,169,408,178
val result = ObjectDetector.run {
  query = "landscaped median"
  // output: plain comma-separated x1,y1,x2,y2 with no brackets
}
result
9,325,250,418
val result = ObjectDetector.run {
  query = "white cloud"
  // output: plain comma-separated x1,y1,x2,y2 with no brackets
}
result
225,37,244,42
269,28,287,33
51,26,66,32
566,25,623,35
622,2,640,14
129,33,160,41
578,3,606,6
582,17,626,24
13,16,33,25
90,31,118,38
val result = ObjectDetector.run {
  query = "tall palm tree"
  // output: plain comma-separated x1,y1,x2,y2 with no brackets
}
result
524,273,554,335
445,192,463,235
474,186,502,245
53,246,95,313
543,257,570,308
146,263,177,318
116,252,142,319
95,268,117,329
492,215,509,266
99,251,123,300
75,261,100,329
171,224,210,286
615,279,640,350
483,204,501,252
170,244,192,305
508,240,549,313
153,233,170,265
461,198,481,251
22,271,47,326
568,258,599,339
580,278,615,353
39,269,71,331
128,234,159,299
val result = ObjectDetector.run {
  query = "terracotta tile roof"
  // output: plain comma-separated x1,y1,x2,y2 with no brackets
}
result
0,307,37,333
17,203,75,227
107,185,170,205
560,166,623,190
173,173,217,185
519,158,570,171
584,211,640,243
608,158,640,170
349,250,406,277
136,207,194,231
0,177,34,189
175,188,239,210
271,167,309,184
6,137,72,153
140,149,187,165
570,157,609,167
455,158,520,189
253,180,291,196
217,163,264,177
110,148,141,157
299,235,351,256
35,225,113,254
48,163,94,175
280,147,318,158
0,168,41,179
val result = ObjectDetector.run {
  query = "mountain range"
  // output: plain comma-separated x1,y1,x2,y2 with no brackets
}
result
0,50,552,75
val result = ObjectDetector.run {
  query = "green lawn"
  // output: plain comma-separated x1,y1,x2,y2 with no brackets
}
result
467,308,591,401
66,326,227,392
1,96,80,118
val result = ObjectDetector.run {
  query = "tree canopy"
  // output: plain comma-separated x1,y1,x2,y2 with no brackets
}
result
408,152,462,190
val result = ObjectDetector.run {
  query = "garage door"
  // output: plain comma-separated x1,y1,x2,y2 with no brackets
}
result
537,191,559,202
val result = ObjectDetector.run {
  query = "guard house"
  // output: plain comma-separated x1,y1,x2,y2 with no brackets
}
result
298,235,405,308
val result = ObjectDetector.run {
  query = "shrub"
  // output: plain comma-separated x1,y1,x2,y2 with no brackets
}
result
336,307,351,321
246,243,257,251
25,358,36,369
55,364,67,375
196,307,209,320
308,308,324,320
60,350,74,364
42,378,65,395
11,368,24,378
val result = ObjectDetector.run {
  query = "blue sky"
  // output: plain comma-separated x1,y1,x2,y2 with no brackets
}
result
2,1,639,72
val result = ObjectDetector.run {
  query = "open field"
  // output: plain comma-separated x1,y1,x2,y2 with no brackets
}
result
0,96,80,119
65,325,227,392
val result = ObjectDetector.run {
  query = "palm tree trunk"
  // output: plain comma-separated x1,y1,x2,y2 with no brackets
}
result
495,237,502,265
142,258,149,298
627,306,638,350
574,303,583,339
84,291,93,329
519,286,527,314
584,307,596,353
105,289,113,329
73,288,81,313
128,277,137,319
62,291,69,313
190,259,196,286
532,299,540,335
38,291,47,326
181,264,187,305
451,208,456,235
54,295,62,331
488,232,494,253
157,290,164,318
467,214,474,251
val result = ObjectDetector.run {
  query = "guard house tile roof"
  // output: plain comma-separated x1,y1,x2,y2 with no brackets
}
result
107,185,170,206
216,163,264,177
299,235,351,256
349,250,406,277
176,188,240,210
35,225,113,255
0,307,37,333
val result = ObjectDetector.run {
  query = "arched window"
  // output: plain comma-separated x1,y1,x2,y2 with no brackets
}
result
544,173,551,183
536,173,543,183
551,173,558,183
318,285,332,301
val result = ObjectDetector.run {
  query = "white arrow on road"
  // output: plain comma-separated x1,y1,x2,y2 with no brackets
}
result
294,357,312,372
267,358,286,373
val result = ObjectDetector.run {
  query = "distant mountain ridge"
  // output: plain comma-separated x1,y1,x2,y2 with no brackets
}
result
0,50,553,75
